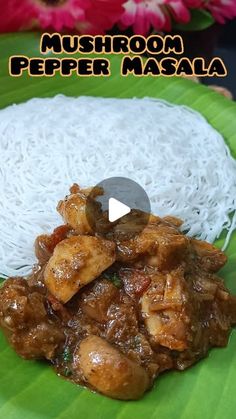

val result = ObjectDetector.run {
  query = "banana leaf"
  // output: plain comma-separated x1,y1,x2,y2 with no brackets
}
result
0,33,236,419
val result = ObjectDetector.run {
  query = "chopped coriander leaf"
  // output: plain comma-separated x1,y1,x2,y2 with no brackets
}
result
132,335,142,349
62,347,72,363
104,273,122,288
134,335,141,344
64,367,72,377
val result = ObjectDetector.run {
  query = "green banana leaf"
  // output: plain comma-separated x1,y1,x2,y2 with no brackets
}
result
0,33,236,419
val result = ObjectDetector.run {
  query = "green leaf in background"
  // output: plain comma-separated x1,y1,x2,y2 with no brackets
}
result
174,9,215,32
0,33,236,419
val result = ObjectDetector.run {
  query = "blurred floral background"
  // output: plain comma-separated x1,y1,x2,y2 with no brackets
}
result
1,0,236,35
1,1,236,99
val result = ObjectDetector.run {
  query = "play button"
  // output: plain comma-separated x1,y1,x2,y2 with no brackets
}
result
108,198,131,222
86,177,151,240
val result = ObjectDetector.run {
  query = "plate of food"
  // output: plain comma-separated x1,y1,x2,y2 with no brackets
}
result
0,33,236,419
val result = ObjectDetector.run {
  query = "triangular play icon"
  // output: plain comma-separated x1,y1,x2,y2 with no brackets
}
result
108,197,131,222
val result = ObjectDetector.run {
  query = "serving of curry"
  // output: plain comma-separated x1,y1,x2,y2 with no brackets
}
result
0,184,236,400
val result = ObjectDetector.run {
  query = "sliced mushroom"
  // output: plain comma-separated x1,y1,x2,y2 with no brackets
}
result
44,236,115,303
76,335,150,400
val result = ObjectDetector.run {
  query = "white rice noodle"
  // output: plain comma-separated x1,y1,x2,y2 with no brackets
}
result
0,95,235,277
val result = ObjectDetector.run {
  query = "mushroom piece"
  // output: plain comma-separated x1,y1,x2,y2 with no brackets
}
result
44,236,116,303
76,335,150,400
57,185,103,235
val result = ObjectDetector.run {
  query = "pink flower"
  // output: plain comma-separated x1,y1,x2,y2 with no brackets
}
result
119,0,191,35
0,0,125,34
183,0,203,7
184,0,236,23
0,0,89,32
1,0,235,35
203,0,236,23
77,0,126,34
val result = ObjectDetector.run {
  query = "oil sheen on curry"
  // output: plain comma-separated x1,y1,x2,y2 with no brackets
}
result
0,184,236,400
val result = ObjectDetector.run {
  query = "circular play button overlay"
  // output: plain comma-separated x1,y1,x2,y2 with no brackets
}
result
86,177,151,240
